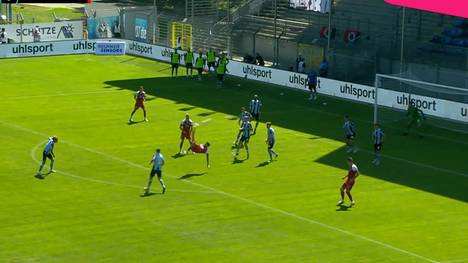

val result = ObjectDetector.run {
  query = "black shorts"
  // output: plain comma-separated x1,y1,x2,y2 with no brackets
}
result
374,143,383,151
250,112,260,121
197,68,203,74
186,63,193,68
268,141,275,149
217,74,224,80
346,133,356,140
172,64,179,69
42,152,53,162
150,169,162,179
308,83,317,92
240,136,250,143
208,62,215,68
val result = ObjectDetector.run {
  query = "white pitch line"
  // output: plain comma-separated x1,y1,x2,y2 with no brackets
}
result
201,118,212,124
1,120,440,263
8,90,126,100
30,141,216,195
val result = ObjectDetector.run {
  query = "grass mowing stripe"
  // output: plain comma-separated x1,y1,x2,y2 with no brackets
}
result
4,118,465,178
441,259,468,263
8,90,126,100
3,119,440,263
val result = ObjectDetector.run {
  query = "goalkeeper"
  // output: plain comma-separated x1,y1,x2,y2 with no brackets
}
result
403,102,425,137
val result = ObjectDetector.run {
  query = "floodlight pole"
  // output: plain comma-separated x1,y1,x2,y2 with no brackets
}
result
399,7,406,77
153,0,156,44
373,74,379,124
327,0,333,58
273,0,277,65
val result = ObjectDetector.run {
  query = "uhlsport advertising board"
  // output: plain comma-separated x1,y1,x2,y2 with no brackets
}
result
1,21,83,43
0,39,465,123
0,40,100,58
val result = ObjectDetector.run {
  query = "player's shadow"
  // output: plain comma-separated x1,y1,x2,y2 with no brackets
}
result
140,192,160,197
172,153,186,159
34,171,54,180
336,204,351,212
178,106,197,112
256,161,270,168
198,111,216,117
232,158,246,164
127,120,146,125
179,172,206,180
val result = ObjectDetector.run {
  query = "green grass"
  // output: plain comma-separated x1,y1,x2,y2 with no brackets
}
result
12,4,83,23
0,54,467,263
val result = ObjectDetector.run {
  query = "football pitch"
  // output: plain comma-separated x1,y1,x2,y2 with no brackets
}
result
0,54,467,263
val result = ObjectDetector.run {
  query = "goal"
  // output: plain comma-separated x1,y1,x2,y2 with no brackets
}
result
374,74,468,133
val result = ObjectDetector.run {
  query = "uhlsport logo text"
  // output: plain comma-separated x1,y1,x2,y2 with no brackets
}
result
340,83,375,100
73,41,96,51
12,43,54,55
129,42,153,54
242,65,272,79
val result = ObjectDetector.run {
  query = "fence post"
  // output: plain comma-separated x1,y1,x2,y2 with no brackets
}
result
153,0,157,44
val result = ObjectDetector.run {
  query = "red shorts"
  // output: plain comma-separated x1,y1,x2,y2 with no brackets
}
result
181,130,191,140
191,143,207,154
342,180,355,191
134,101,145,110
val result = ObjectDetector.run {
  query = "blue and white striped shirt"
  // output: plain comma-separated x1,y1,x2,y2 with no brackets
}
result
240,111,251,123
250,99,262,115
343,120,355,136
152,153,164,171
242,121,252,138
373,128,384,144
267,127,275,143
43,138,55,154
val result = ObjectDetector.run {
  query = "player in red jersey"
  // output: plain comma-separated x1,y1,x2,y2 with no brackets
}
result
337,157,359,206
179,114,193,153
129,86,148,123
186,124,211,168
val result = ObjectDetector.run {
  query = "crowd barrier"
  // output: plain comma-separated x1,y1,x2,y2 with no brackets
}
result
0,39,466,123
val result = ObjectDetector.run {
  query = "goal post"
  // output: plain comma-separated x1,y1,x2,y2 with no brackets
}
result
374,73,468,133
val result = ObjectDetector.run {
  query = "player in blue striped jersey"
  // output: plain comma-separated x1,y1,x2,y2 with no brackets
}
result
372,123,384,165
233,107,252,146
249,95,262,134
266,122,278,162
235,120,253,159
343,115,357,153
35,136,58,178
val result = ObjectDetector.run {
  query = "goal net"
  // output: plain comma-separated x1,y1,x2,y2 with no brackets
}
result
374,74,468,134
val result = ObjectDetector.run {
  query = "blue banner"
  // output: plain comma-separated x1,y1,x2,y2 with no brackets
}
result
135,18,148,42
87,16,120,39
95,41,126,55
